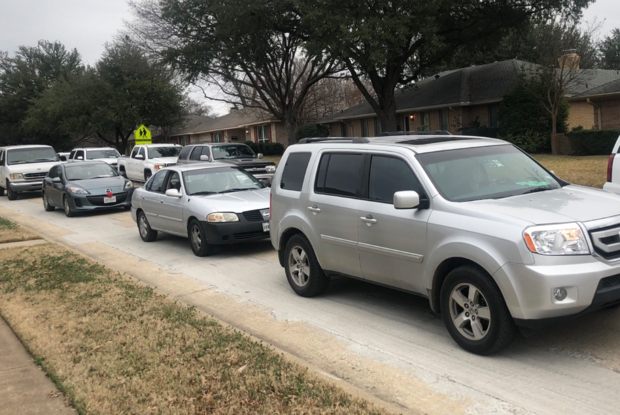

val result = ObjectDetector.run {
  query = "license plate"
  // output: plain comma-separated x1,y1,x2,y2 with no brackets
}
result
104,196,117,204
262,222,270,232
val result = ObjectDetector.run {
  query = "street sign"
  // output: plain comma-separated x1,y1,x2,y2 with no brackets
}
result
135,125,152,145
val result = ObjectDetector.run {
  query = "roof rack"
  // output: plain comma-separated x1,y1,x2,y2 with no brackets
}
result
379,131,451,136
298,137,370,144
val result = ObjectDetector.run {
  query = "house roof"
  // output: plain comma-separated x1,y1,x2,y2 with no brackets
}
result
171,109,278,136
573,76,620,98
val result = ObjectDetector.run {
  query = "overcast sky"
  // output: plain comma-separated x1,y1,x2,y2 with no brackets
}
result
1,0,619,115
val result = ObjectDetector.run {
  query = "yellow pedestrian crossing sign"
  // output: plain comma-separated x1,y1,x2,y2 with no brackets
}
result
135,125,152,145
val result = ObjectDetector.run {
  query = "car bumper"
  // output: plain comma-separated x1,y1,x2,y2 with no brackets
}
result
9,180,43,192
66,190,133,211
497,258,620,327
201,219,270,245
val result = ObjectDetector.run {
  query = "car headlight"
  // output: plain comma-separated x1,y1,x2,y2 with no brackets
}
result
154,164,165,170
9,173,24,180
265,165,276,173
523,223,590,255
124,180,133,190
67,186,89,195
207,212,239,223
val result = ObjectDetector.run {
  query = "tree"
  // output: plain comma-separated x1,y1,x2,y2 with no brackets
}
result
600,28,620,70
0,41,82,145
25,42,186,153
299,0,593,132
128,0,341,145
184,97,216,118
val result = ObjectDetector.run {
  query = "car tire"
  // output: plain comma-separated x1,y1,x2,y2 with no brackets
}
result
137,210,157,242
42,192,55,211
123,205,132,211
284,234,329,297
6,181,17,200
144,170,152,182
0,185,4,197
63,195,76,217
188,219,212,257
440,265,516,355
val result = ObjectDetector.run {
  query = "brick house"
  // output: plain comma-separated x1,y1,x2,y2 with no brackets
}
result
321,59,620,139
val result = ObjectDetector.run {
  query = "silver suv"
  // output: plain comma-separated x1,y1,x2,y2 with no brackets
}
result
270,135,620,355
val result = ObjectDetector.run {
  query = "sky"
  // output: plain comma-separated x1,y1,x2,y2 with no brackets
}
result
0,0,619,115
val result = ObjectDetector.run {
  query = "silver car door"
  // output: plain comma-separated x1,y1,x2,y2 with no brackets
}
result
158,171,186,235
139,170,168,229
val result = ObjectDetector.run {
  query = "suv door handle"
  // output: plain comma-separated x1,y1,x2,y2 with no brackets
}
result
360,215,377,224
308,205,321,213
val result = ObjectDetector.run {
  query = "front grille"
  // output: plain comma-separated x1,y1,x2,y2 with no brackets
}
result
241,167,267,174
243,210,265,222
234,230,267,240
589,223,620,260
598,275,620,291
24,172,47,180
86,192,128,206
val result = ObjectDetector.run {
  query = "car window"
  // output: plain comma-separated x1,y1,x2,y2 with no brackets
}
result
211,145,255,159
69,150,76,159
65,163,118,180
280,152,311,191
166,172,182,191
137,147,145,158
368,156,424,203
48,166,58,179
0,150,4,166
146,170,168,193
189,147,203,161
130,147,139,158
86,149,120,159
178,146,192,161
147,146,182,158
6,147,58,165
183,168,263,195
315,153,363,197
76,150,85,159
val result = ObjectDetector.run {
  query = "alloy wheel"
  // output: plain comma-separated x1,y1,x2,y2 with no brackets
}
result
64,198,70,215
139,214,149,238
43,194,49,209
449,283,491,341
191,224,202,251
288,246,310,287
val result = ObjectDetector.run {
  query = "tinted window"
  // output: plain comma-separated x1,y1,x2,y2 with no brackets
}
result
137,147,145,158
147,146,182,158
280,152,311,191
130,147,139,158
178,146,192,161
368,156,424,203
65,163,118,180
315,153,363,197
76,150,85,159
69,150,76,159
189,147,203,161
146,171,168,193
0,151,4,166
166,172,181,191
48,165,59,179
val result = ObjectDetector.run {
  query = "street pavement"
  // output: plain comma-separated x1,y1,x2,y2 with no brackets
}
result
1,193,620,415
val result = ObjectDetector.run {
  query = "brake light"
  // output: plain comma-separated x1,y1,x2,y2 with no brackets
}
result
607,154,615,182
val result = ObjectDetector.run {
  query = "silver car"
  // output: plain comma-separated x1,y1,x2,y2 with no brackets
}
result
270,135,620,355
131,164,271,256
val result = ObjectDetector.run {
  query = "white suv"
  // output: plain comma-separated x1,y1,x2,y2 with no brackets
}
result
270,135,620,355
0,145,60,200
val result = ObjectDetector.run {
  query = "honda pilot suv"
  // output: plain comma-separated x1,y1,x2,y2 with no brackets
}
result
270,135,620,355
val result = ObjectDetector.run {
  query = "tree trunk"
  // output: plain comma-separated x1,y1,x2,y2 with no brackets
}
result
285,118,297,146
551,110,558,155
369,91,400,133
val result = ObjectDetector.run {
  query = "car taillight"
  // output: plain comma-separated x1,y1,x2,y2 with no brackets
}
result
607,154,615,182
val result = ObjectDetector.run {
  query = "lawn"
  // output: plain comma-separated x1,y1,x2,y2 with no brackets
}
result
0,216,40,244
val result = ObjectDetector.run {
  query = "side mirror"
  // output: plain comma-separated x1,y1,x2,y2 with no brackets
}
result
135,154,145,160
257,153,264,159
76,156,83,160
165,188,182,198
393,191,420,209
200,155,210,161
259,178,271,187
52,177,62,183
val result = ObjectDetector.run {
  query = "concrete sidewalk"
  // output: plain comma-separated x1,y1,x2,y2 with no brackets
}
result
0,315,75,415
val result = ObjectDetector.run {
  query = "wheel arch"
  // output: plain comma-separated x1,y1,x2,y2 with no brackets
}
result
278,227,309,267
429,257,488,314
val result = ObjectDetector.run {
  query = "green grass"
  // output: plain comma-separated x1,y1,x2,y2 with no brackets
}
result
0,217,17,230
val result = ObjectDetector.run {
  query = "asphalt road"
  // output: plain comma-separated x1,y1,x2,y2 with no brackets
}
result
2,193,620,415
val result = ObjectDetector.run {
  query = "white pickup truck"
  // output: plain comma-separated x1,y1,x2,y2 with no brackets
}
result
0,145,60,200
603,134,620,195
117,144,182,182
68,147,121,169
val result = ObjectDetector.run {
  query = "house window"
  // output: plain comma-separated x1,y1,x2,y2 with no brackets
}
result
213,132,223,143
257,125,270,143
374,118,382,136
361,119,368,137
340,122,347,137
420,112,430,131
440,110,449,131
489,104,499,128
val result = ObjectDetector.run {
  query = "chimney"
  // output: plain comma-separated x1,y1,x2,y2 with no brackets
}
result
558,49,580,70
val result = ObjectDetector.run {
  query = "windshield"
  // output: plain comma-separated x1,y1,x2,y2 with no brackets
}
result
416,145,562,202
183,168,263,195
86,149,121,159
7,148,58,165
148,146,181,159
212,145,256,160
65,163,119,181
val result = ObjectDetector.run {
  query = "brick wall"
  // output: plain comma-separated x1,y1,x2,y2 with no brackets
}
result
567,100,596,130
599,99,620,129
274,123,289,145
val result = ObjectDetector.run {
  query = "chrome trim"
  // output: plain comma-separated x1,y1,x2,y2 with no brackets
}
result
591,228,620,253
583,215,620,231
159,215,183,222
320,234,357,248
358,242,424,263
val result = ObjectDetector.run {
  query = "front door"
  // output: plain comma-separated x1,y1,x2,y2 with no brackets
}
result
140,170,168,229
158,171,185,235
357,154,432,294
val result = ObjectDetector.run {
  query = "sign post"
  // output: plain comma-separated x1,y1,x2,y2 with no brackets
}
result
135,125,152,145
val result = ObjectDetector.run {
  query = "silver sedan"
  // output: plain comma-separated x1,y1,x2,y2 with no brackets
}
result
131,164,271,256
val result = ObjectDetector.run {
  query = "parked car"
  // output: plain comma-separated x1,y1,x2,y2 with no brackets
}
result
176,143,276,184
0,145,60,200
68,147,121,169
270,135,620,355
131,164,270,256
42,161,134,217
118,144,182,182
603,134,620,195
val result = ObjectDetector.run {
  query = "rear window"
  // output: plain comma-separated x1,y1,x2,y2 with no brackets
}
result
315,153,363,197
280,152,311,191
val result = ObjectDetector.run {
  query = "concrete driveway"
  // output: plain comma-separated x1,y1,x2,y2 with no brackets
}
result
1,193,620,415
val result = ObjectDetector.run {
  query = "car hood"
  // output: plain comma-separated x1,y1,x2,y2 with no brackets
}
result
151,157,178,165
89,158,118,164
467,185,620,225
66,176,128,194
191,188,270,213
8,161,61,174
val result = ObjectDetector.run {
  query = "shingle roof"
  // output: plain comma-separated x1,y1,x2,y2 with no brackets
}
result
171,109,277,136
573,75,620,97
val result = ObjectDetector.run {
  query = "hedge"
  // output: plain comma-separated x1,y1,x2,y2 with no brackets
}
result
295,123,329,141
566,129,620,155
245,141,285,156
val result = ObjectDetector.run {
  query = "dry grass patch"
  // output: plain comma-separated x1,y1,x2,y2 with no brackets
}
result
262,155,282,166
531,154,608,188
0,244,385,415
0,216,40,244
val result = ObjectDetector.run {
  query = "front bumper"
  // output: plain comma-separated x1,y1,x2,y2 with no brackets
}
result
201,218,270,245
66,189,133,211
9,180,43,192
497,257,620,327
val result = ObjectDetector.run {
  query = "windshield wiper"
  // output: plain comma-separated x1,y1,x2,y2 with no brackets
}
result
218,188,256,194
93,175,113,178
190,191,216,196
518,186,558,195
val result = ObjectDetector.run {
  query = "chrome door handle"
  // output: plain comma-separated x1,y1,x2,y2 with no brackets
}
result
308,205,321,213
360,215,377,224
